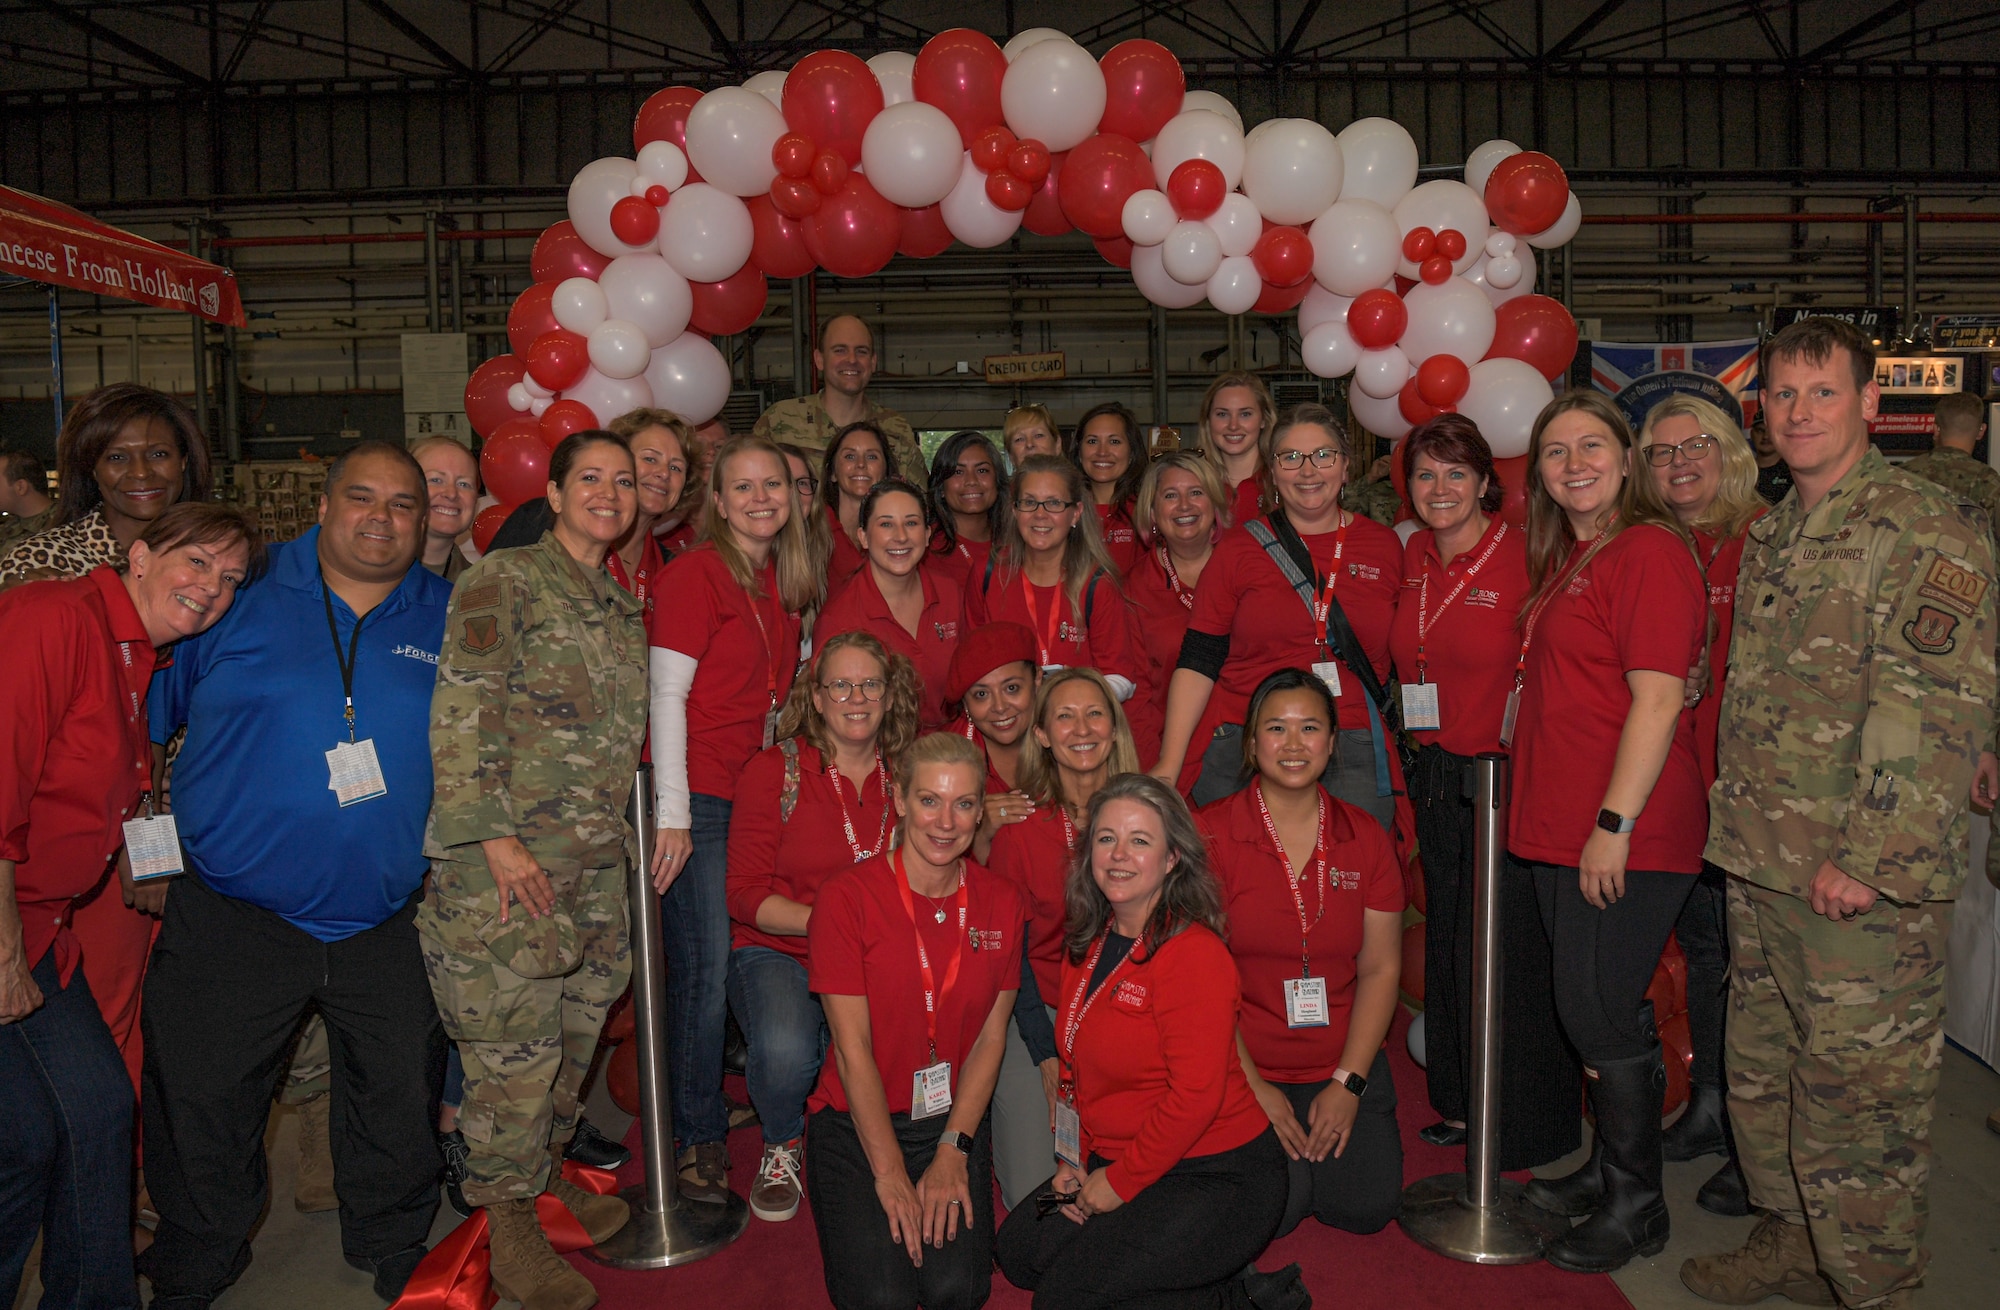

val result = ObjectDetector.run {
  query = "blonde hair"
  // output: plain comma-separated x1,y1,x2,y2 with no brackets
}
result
699,436,824,614
1131,450,1232,542
1003,404,1059,447
610,407,708,525
777,630,921,767
892,731,988,802
1016,667,1142,809
1637,396,1762,541
1197,370,1276,476
996,454,1124,615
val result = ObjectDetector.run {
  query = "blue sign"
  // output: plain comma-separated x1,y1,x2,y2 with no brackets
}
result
1612,370,1744,430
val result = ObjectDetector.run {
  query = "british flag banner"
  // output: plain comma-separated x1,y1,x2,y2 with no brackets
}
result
1590,338,1762,424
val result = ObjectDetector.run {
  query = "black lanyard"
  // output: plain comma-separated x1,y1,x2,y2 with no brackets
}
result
322,571,369,743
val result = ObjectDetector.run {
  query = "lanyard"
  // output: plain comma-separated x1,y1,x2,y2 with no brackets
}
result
116,640,154,801
1253,780,1332,978
321,572,369,743
1059,927,1143,1074
1513,524,1618,691
1055,803,1078,854
607,538,654,612
892,848,969,1062
1413,521,1508,682
1157,546,1196,611
1020,572,1064,666
1309,515,1351,654
745,591,781,713
830,752,893,860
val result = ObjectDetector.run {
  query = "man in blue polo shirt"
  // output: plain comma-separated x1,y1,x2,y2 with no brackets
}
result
139,442,451,1309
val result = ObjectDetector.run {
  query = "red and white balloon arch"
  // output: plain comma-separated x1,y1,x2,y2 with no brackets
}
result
463,26,1584,509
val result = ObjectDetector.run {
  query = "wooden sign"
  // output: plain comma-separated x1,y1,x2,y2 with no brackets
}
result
984,351,1066,384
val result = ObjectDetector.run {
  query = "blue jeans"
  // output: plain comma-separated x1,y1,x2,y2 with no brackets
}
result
663,791,732,1146
726,946,827,1145
0,948,137,1310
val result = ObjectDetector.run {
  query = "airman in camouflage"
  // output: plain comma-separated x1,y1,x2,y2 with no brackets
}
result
1896,390,1999,546
1343,459,1404,527
1684,318,1996,1310
750,313,927,485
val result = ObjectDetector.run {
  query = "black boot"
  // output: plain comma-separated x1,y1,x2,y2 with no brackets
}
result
1546,1049,1671,1275
1661,1083,1729,1162
1696,1157,1750,1217
1525,1130,1603,1218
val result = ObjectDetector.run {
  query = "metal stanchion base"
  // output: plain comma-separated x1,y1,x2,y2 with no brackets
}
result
1397,1174,1567,1265
585,1186,750,1270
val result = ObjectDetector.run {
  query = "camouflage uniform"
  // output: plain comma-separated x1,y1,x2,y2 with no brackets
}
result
750,392,927,486
1898,446,2000,545
1707,446,1996,1306
0,501,55,556
417,530,649,1206
1343,473,1402,527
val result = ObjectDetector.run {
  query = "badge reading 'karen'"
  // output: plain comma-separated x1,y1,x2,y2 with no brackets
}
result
461,614,503,655
1903,604,1959,655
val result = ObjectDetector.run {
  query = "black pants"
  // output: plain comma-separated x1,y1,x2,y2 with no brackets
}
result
1527,861,1695,1065
138,874,445,1299
996,1128,1286,1310
1273,1050,1402,1237
806,1106,995,1310
1676,861,1731,1089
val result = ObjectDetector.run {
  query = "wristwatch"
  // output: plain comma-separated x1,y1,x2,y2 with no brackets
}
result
1596,808,1637,835
1331,1067,1368,1098
939,1129,976,1156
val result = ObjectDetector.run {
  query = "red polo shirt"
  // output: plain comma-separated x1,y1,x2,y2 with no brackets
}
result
825,505,866,595
807,853,1024,1115
1387,517,1530,757
927,530,991,596
1227,477,1263,530
726,740,895,962
1693,523,1755,790
968,564,1144,690
607,530,667,762
815,563,968,731
987,805,1075,1002
1,568,161,985
1123,547,1198,765
1199,784,1404,1083
943,715,1016,795
1095,502,1141,578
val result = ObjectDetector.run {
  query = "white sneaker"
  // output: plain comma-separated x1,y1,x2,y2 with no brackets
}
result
749,1138,803,1222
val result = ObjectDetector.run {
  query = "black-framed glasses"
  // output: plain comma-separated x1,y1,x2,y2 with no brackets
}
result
1272,447,1344,471
794,475,819,497
1645,435,1719,466
819,678,887,703
1015,495,1077,514
1034,1188,1078,1217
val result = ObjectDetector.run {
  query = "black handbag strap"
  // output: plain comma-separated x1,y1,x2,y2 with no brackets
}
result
1245,513,1397,725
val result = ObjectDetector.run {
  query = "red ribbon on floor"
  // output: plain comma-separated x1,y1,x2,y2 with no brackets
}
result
391,1160,620,1310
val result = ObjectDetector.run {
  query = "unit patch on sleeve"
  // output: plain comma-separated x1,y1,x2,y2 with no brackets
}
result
1918,556,1988,617
1902,604,1960,655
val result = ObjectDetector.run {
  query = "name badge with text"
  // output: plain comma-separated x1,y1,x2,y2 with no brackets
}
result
326,739,388,807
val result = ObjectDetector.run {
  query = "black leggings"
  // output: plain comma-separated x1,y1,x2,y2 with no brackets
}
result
996,1128,1286,1310
1527,862,1695,1065
1675,862,1732,1090
1273,1050,1402,1237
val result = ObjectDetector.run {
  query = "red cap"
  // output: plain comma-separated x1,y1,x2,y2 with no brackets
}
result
944,621,1039,704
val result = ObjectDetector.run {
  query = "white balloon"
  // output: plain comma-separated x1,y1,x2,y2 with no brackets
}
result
1335,117,1419,209
567,157,653,258
550,277,609,334
564,368,654,426
1393,180,1492,278
1121,190,1176,247
1206,193,1263,258
521,375,554,399
860,102,965,208
1463,139,1522,198
1346,383,1411,441
683,87,789,198
939,153,1023,248
1400,277,1498,367
1458,358,1555,457
588,319,653,380
1353,346,1411,400
1485,231,1518,258
742,69,787,109
600,254,693,347
1178,90,1242,131
1001,39,1106,153
868,52,917,107
656,184,754,282
1161,220,1223,285
1151,110,1245,191
1003,28,1073,60
1130,242,1209,309
1208,257,1262,315
642,332,732,425
1241,119,1344,225
1463,252,1538,307
530,396,552,418
1308,199,1401,297
507,382,533,412
1407,1009,1428,1068
1527,193,1583,249
1297,284,1355,336
1300,318,1361,380
1484,254,1523,289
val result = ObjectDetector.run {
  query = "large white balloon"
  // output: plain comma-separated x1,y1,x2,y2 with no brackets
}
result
939,153,1024,248
1122,190,1176,247
868,52,917,106
683,87,789,198
600,254,693,347
1241,119,1344,225
1308,199,1401,297
567,157,654,258
1297,284,1355,336
1206,193,1263,258
1301,318,1362,380
742,69,788,109
1151,109,1246,191
642,333,732,425
636,141,690,193
1161,220,1223,285
1457,358,1555,457
1400,277,1498,366
1001,39,1106,153
656,184,754,282
1207,257,1262,315
563,367,653,425
860,101,964,208
1353,346,1412,400
1527,193,1584,249
1003,28,1074,60
1179,90,1242,132
588,319,653,380
1463,251,1538,306
1463,139,1521,197
1348,382,1411,441
1130,242,1209,309
550,276,608,335
1393,180,1492,278
1336,118,1419,209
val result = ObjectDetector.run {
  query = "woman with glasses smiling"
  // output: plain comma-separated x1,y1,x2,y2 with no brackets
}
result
926,431,1010,595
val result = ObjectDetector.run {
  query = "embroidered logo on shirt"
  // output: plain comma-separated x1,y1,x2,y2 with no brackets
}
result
1114,980,1148,1008
1566,574,1592,595
1332,866,1361,891
1348,562,1381,581
968,928,1005,952
934,620,960,642
460,615,503,655
1058,620,1084,644
393,644,439,665
1918,556,1989,617
1465,587,1501,608
1903,605,1959,655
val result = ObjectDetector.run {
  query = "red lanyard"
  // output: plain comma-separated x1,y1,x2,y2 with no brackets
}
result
830,752,892,860
892,848,969,1062
607,537,655,613
118,641,153,801
1157,547,1195,612
1413,521,1508,682
1055,803,1078,853
1514,525,1618,690
1059,928,1143,1070
745,589,783,713
1020,572,1064,666
1254,780,1331,978
1309,515,1352,652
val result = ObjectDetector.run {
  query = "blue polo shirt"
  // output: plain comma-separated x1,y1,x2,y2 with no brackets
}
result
149,527,453,941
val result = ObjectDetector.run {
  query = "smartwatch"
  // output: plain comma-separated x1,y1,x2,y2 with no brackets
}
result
939,1129,976,1156
1596,808,1637,835
1331,1067,1368,1098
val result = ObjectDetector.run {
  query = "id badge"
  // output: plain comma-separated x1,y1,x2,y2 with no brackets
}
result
1040,663,1066,675
1310,660,1343,698
1499,686,1521,748
122,813,184,881
762,706,778,750
1401,681,1441,732
1284,976,1330,1028
911,1061,953,1120
1053,1098,1083,1167
326,739,388,807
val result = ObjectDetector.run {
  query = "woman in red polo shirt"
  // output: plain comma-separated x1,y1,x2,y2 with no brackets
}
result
940,623,1041,858
1125,452,1229,766
1507,390,1707,1274
995,774,1297,1310
1197,370,1276,530
1203,670,1405,1236
604,408,696,612
820,421,891,594
806,733,1023,1310
1067,402,1148,579
1155,403,1405,823
926,431,1008,595
817,481,969,732
650,434,822,1204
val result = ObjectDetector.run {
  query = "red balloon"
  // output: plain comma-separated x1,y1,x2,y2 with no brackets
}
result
1058,133,1154,240
1660,1010,1694,1119
782,51,883,168
772,131,816,180
1401,226,1436,262
1435,228,1468,261
912,28,1008,148
531,221,610,284
609,195,660,246
1400,378,1444,426
810,149,850,197
606,1038,641,1116
464,354,526,440
985,169,1033,212
1492,453,1530,526
488,416,543,447
1487,294,1580,381
1416,353,1472,408
539,399,599,445
633,86,706,182
1394,274,1417,296
1484,150,1570,236
1006,140,1051,187
1167,158,1226,220
1419,254,1453,284
897,203,954,258
1251,226,1313,288
1022,152,1072,237
471,502,516,554
1092,233,1134,269
1097,39,1185,142
970,125,1016,174
525,329,590,392
507,282,559,357
1252,277,1312,314
481,429,552,505
1405,849,1426,915
749,195,818,278
645,185,670,206
690,262,770,336
1400,920,1426,1005
602,989,635,1042
804,175,902,278
1347,289,1408,351
770,177,823,220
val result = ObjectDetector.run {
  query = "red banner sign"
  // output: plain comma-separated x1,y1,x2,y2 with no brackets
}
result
0,186,246,326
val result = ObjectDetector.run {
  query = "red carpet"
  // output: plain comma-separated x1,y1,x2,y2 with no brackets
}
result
566,1007,1630,1309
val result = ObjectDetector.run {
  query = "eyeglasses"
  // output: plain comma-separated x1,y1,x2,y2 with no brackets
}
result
1272,447,1344,471
1015,495,1077,514
819,678,886,702
794,475,819,497
1644,435,1719,467
1034,1188,1079,1217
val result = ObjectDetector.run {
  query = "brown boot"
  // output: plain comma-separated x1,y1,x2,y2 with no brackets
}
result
485,1197,598,1310
293,1093,338,1213
546,1174,631,1245
1681,1213,1835,1305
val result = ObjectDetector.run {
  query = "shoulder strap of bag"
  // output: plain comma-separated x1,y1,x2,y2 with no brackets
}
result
779,737,802,821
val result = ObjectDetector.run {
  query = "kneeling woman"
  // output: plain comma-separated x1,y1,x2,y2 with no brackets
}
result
997,775,1301,1310
1203,670,1406,1237
806,733,1024,1310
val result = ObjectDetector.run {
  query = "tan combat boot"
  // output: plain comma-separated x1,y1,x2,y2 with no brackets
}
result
545,1144,631,1245
293,1093,338,1213
1681,1213,1835,1305
486,1197,598,1310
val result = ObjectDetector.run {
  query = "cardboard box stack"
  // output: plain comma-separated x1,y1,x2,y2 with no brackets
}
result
217,461,326,543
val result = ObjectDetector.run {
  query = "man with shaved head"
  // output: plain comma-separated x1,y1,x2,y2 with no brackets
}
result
752,314,926,485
